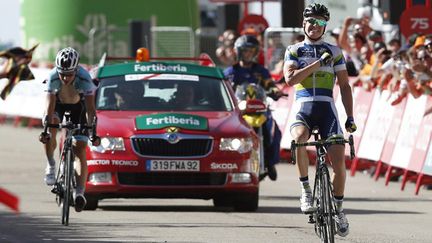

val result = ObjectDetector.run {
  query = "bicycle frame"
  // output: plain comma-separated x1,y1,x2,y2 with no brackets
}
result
291,130,355,243
45,112,96,226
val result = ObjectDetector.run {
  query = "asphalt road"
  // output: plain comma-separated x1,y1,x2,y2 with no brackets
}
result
0,123,431,243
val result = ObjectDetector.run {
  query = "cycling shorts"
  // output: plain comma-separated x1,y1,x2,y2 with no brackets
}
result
290,101,343,140
54,100,88,142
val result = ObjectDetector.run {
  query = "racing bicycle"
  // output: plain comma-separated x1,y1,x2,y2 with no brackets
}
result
42,112,96,226
290,129,355,243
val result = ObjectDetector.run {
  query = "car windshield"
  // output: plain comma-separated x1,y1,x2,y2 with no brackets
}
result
96,74,233,111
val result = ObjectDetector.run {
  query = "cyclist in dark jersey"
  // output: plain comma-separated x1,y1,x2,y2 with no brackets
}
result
39,47,100,212
283,3,357,237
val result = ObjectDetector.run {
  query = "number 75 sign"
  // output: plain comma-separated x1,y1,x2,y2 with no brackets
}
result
400,6,432,40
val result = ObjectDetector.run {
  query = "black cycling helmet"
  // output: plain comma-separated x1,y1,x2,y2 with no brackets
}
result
303,3,330,21
234,35,260,62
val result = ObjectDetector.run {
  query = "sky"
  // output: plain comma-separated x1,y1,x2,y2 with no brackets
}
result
0,0,20,46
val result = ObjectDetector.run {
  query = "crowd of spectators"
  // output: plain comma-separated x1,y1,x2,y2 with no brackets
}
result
333,14,432,116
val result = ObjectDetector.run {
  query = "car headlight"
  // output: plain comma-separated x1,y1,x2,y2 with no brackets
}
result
90,137,125,153
219,137,253,153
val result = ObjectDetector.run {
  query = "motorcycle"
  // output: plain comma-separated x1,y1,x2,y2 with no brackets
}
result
235,82,286,181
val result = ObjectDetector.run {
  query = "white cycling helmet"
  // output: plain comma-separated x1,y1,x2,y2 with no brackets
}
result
55,47,79,74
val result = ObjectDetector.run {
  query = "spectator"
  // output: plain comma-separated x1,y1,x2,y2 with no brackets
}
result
330,26,358,76
387,38,401,54
215,29,237,67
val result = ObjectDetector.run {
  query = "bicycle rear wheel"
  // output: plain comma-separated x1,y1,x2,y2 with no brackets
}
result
319,167,335,243
61,148,73,226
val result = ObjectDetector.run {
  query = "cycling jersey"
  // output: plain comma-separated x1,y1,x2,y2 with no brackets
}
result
46,65,96,142
284,39,346,102
285,39,346,139
46,65,96,96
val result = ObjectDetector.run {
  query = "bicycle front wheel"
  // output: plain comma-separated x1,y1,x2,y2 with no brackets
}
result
319,167,335,243
61,148,73,226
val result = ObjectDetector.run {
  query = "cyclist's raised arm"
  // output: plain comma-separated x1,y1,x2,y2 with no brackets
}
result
283,47,321,87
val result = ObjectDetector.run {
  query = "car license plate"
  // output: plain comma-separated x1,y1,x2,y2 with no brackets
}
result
146,160,200,171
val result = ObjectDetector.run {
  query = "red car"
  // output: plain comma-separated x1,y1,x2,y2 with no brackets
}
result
84,59,261,211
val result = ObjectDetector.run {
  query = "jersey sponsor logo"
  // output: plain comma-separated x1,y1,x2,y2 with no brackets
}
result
298,47,314,58
210,162,238,170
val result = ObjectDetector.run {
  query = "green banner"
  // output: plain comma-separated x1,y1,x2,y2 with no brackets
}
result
136,113,208,130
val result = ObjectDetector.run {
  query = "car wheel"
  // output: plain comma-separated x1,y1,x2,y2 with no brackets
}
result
83,196,99,210
233,191,259,212
213,196,233,208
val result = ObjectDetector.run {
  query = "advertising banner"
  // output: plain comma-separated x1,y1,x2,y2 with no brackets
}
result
407,96,432,172
380,97,407,164
422,140,432,176
390,95,427,168
335,87,374,156
357,90,395,161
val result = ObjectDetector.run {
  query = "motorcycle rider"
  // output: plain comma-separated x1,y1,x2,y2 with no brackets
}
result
224,34,284,181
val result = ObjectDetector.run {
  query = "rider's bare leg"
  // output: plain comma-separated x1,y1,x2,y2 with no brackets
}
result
328,144,346,197
291,125,311,178
73,141,88,194
44,116,60,167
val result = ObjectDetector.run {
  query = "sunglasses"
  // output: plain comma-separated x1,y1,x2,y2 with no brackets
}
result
306,18,327,27
59,71,76,77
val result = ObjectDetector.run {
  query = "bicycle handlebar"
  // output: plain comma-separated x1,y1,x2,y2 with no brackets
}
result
45,123,94,130
290,135,356,164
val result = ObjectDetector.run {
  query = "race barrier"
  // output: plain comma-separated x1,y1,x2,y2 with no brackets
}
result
271,86,432,195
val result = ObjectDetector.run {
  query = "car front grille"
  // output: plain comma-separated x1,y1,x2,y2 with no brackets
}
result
117,172,227,186
131,137,213,157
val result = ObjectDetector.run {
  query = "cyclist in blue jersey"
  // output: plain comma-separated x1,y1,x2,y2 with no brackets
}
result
224,35,284,181
39,47,100,212
283,3,357,237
